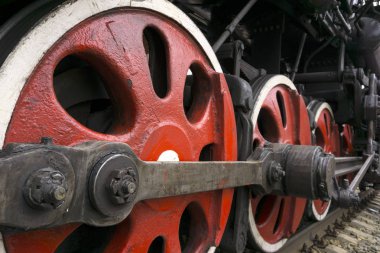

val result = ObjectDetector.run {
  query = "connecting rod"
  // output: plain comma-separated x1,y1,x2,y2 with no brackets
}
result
0,140,370,230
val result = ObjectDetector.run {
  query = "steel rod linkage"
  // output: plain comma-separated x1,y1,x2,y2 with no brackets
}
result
212,0,258,52
335,157,364,177
0,140,371,230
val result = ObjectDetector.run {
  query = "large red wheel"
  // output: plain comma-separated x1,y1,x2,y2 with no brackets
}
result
247,75,311,252
307,101,340,221
0,2,237,253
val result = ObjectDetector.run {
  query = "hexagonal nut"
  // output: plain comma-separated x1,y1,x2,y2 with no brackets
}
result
107,168,138,205
24,168,67,209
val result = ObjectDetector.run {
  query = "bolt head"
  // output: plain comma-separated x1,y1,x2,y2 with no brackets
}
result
53,186,66,201
24,168,67,209
108,168,138,205
124,182,136,194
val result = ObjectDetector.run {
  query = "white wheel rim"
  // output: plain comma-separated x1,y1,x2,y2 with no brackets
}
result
311,199,332,221
313,102,334,127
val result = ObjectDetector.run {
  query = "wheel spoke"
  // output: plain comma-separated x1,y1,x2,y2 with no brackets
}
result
260,99,285,143
165,237,182,253
283,197,304,235
5,82,109,145
89,16,161,114
253,125,266,146
257,197,283,237
166,33,204,101
282,90,300,143
3,225,78,253
103,203,180,253
318,124,329,148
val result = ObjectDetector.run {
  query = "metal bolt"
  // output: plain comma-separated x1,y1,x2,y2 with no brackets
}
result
326,225,337,237
24,168,67,209
342,213,351,222
122,181,137,194
334,219,344,229
108,167,138,205
300,244,309,253
312,234,327,249
53,186,66,201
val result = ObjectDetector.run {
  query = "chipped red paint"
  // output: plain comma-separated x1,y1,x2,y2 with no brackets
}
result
3,9,237,253
251,85,311,243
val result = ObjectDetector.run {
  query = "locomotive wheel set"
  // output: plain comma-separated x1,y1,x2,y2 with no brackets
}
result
0,0,378,253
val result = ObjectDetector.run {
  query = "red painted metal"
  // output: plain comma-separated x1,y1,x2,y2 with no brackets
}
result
3,9,237,253
314,108,340,155
312,107,340,216
340,124,356,183
341,124,355,156
251,85,311,243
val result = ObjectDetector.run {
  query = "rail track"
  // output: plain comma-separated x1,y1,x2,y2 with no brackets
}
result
238,190,380,253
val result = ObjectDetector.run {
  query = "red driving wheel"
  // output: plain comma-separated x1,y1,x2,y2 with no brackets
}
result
247,75,311,252
2,8,237,253
307,101,340,221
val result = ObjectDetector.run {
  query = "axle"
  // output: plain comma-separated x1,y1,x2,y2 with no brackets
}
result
0,139,371,230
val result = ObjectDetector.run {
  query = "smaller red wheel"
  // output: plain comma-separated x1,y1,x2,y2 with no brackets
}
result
247,75,311,252
307,101,340,221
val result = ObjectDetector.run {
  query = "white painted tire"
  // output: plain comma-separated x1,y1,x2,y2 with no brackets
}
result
310,199,332,221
